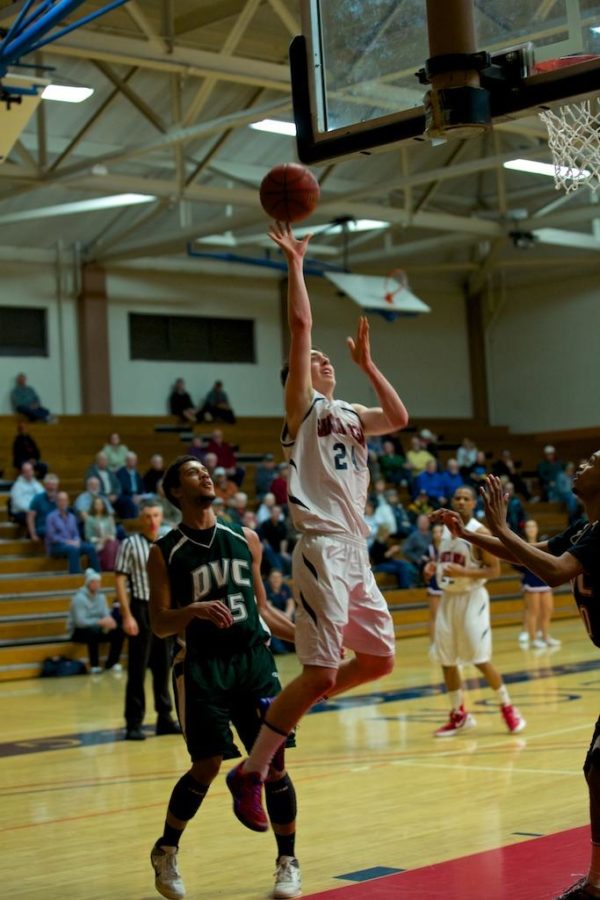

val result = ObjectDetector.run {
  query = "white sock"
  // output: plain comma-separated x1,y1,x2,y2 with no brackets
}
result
496,684,511,706
243,724,287,780
448,690,463,711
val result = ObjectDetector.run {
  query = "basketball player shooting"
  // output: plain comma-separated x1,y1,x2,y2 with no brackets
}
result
227,220,409,832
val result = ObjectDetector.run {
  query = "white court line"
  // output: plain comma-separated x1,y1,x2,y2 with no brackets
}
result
390,759,580,776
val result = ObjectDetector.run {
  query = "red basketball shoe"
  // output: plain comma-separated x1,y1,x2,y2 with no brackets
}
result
434,705,476,737
226,761,269,832
501,704,526,734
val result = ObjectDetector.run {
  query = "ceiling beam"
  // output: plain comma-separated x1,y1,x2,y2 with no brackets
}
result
45,28,291,90
124,1,169,54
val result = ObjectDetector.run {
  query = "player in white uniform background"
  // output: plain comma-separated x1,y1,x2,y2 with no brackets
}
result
426,485,526,737
227,220,409,833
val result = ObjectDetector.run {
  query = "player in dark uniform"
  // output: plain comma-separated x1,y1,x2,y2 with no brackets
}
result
434,455,600,900
148,455,300,900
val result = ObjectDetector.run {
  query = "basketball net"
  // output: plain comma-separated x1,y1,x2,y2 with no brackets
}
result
377,269,410,322
383,269,409,304
540,97,600,193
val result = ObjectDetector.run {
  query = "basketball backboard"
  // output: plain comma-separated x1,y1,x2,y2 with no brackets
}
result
291,0,600,162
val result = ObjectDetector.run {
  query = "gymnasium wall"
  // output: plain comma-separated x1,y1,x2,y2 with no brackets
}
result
487,271,600,433
0,258,80,416
0,259,472,419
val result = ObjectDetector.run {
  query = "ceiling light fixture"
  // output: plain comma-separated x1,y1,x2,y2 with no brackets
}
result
249,118,297,136
42,81,94,103
503,158,590,180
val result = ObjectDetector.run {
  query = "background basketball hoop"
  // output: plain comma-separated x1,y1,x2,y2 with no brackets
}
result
383,269,410,305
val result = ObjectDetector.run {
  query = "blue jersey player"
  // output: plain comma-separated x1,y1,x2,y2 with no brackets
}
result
438,457,600,900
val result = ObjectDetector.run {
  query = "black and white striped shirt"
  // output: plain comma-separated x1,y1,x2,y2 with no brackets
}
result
115,533,153,600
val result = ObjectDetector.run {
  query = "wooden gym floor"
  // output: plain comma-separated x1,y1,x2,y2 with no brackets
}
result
0,617,597,900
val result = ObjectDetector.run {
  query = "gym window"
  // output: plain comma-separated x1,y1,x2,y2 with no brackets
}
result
129,313,255,363
0,306,48,356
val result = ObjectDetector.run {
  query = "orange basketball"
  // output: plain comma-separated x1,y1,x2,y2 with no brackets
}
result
259,163,320,222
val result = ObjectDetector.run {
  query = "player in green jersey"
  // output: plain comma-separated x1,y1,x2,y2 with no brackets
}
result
148,455,300,900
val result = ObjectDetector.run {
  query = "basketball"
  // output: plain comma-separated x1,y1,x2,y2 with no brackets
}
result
259,162,320,222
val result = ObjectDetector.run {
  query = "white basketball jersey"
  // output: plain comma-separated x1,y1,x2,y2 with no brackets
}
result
437,518,487,593
281,392,369,539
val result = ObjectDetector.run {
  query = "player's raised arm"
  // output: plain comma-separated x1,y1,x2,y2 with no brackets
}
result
479,475,584,586
269,222,314,439
349,316,408,435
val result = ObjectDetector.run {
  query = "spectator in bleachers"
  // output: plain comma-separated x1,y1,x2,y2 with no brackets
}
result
213,467,237,503
10,372,56,423
143,454,165,495
370,479,398,535
168,378,198,423
408,489,434,524
46,491,100,574
256,491,277,526
115,452,145,519
205,428,244,486
402,514,433,582
492,449,531,500
555,461,582,523
102,432,130,472
263,569,295,655
369,524,414,589
270,462,289,509
505,481,526,535
202,452,218,478
406,435,435,477
418,428,439,458
228,491,249,526
9,461,44,528
456,437,478,476
385,488,412,538
413,459,448,507
74,476,116,523
364,499,379,548
187,435,208,463
12,420,47,479
197,379,236,424
258,504,291,575
537,444,564,501
467,449,489,489
441,458,464,500
241,510,258,531
67,569,124,674
156,480,182,533
27,472,59,542
378,439,411,487
85,452,121,506
254,453,277,500
211,495,232,524
84,496,120,572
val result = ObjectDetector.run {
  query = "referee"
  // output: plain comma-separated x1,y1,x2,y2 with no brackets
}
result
115,499,180,741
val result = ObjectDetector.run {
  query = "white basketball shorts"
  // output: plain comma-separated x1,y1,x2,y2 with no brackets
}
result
291,532,396,668
434,586,492,666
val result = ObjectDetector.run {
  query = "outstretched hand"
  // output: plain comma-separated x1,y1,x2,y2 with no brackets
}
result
429,508,465,539
347,316,373,371
480,474,509,535
268,221,312,262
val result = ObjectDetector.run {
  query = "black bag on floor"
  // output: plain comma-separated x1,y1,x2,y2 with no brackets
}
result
40,656,87,677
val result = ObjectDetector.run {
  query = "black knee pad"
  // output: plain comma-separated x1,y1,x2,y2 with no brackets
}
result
169,772,209,822
264,773,297,826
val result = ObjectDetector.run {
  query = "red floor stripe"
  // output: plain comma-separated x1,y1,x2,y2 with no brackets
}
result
306,825,590,900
